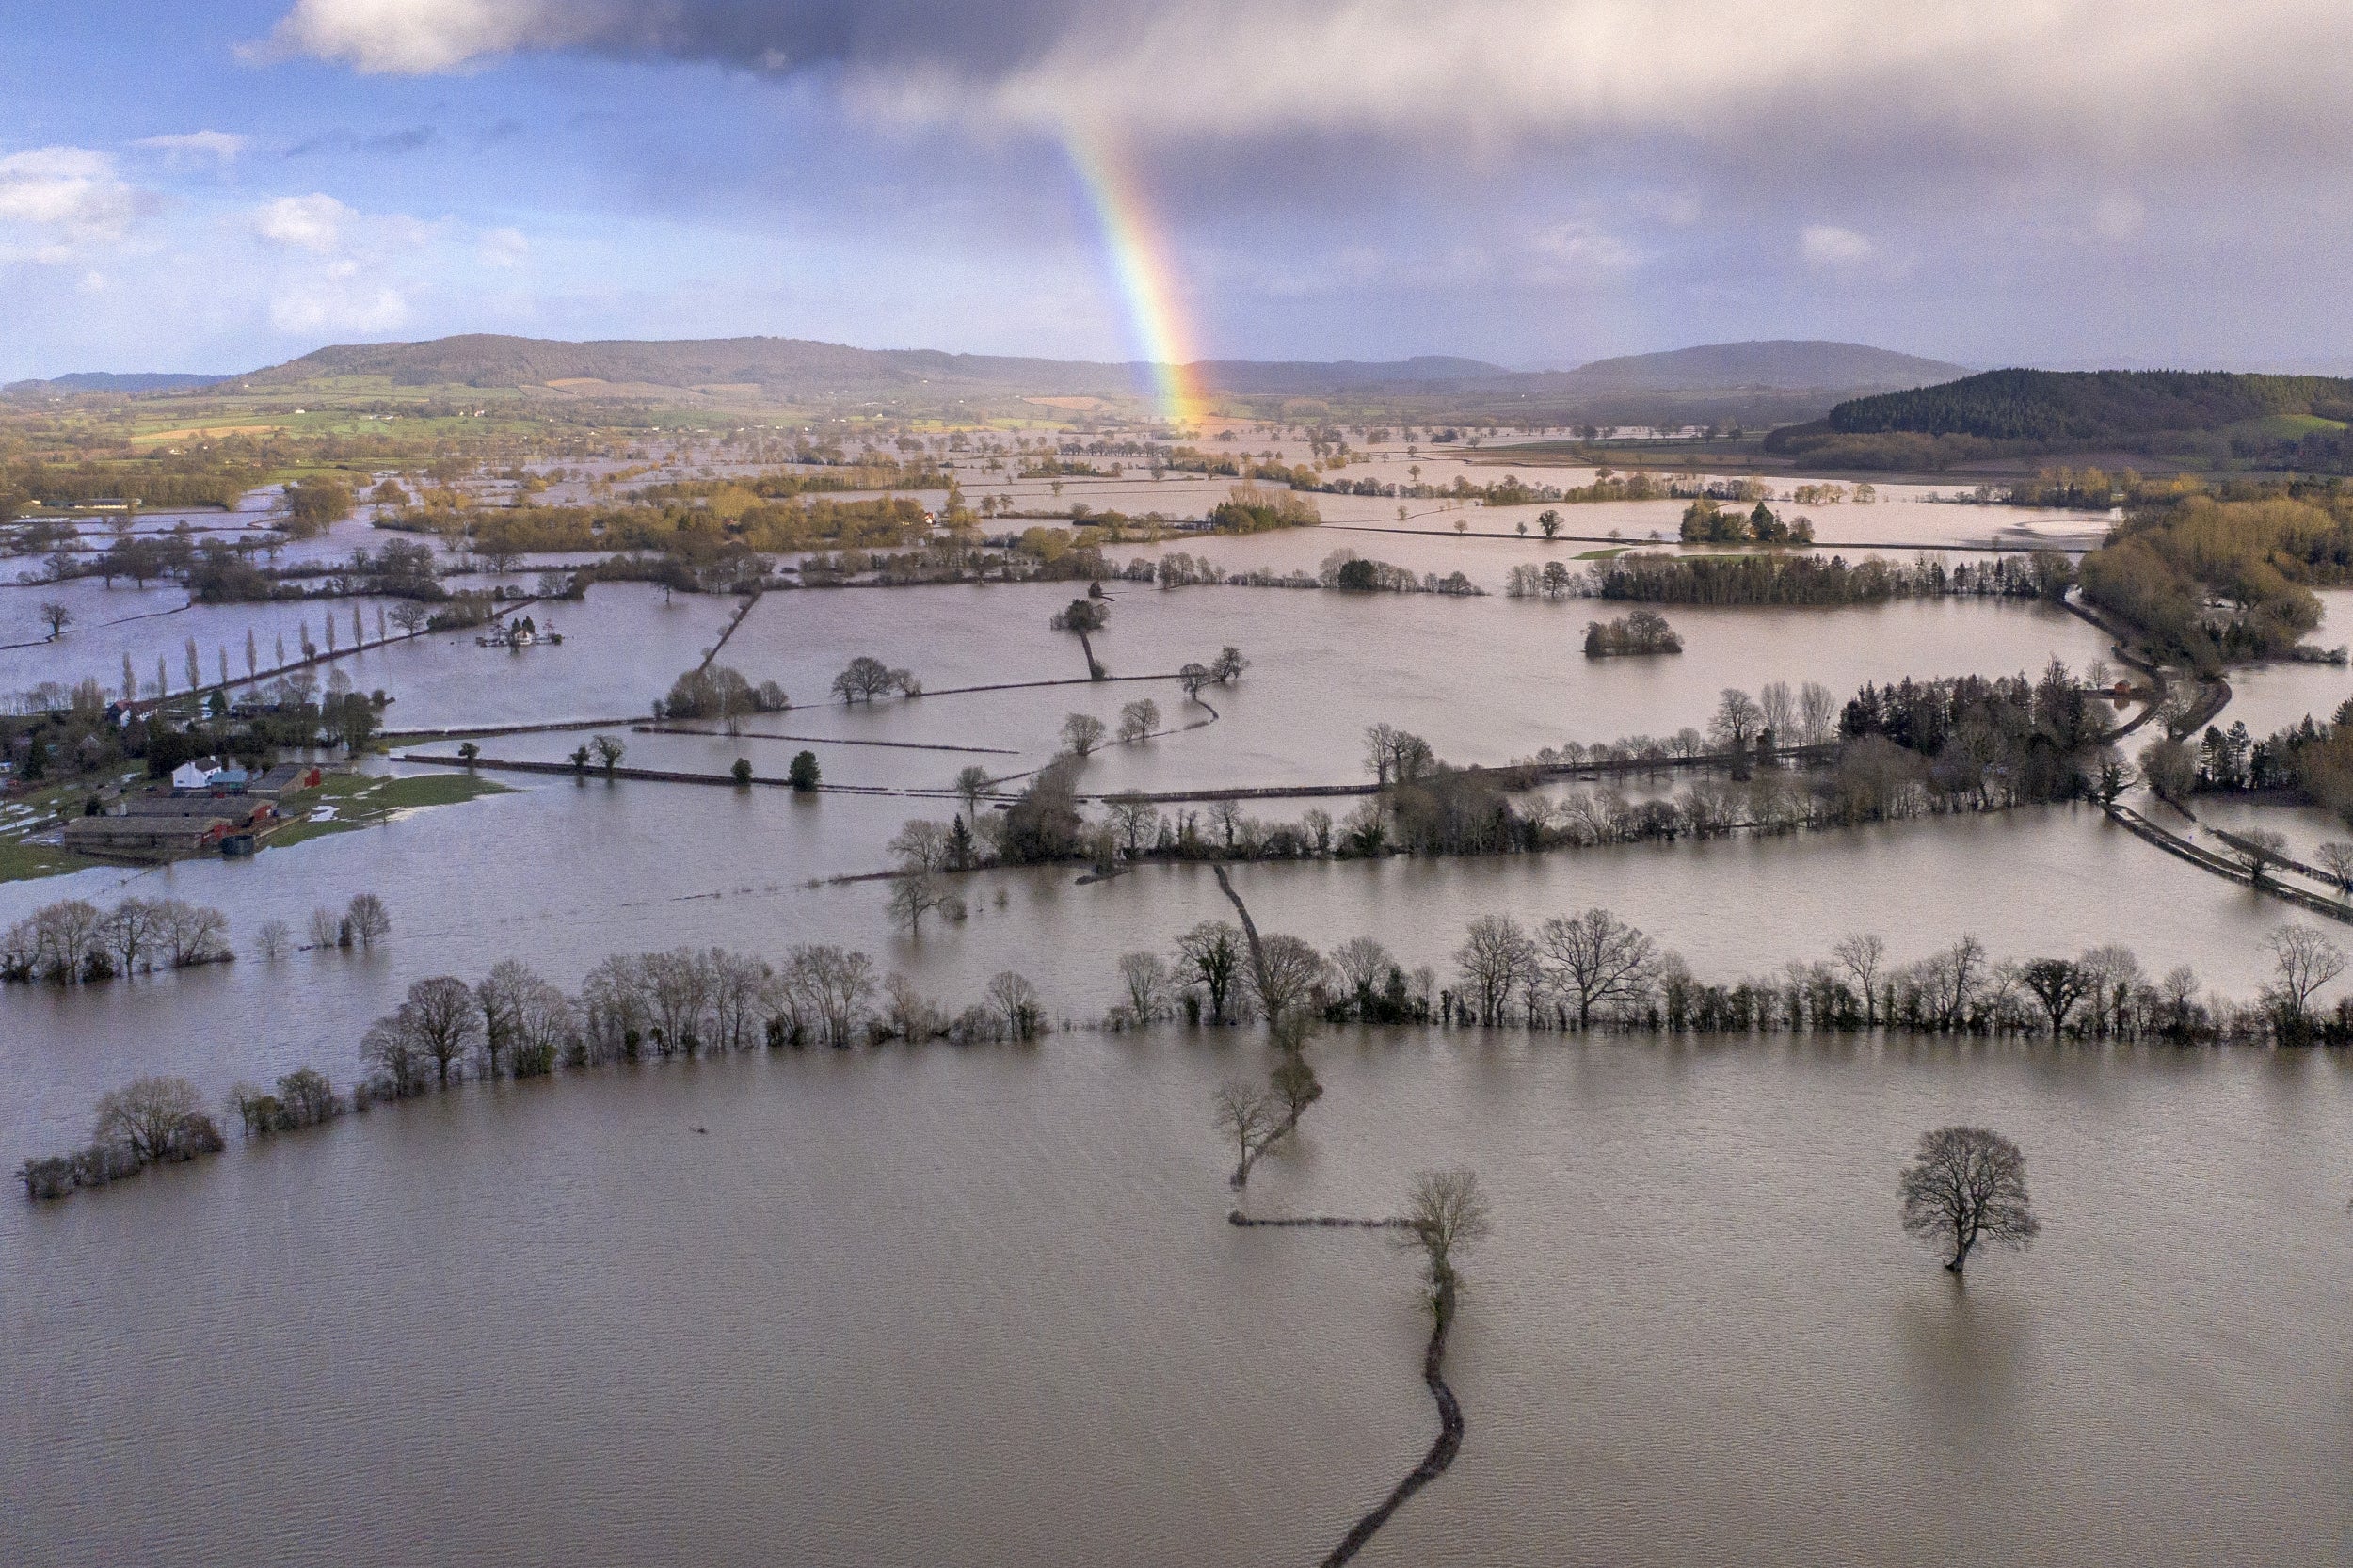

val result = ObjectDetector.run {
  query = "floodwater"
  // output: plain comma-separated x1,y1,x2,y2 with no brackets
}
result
4,1032,2348,1567
4,476,2347,1568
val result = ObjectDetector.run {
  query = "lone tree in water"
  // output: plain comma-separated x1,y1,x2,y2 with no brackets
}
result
1397,1168,1493,1307
1897,1126,2041,1273
1212,1081,1282,1187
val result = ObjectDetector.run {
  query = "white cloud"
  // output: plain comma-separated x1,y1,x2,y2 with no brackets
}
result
0,147,146,255
1530,221,1637,273
254,192,354,252
479,225,529,266
1801,224,1876,268
269,280,408,334
257,0,589,74
135,131,250,162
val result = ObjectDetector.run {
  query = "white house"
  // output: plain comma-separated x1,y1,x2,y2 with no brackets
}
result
170,760,215,791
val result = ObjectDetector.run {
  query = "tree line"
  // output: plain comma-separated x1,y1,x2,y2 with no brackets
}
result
1585,550,2076,608
17,941,1051,1202
1112,905,2351,1047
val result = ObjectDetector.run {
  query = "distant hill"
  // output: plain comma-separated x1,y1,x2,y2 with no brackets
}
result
1555,340,1968,393
235,334,1508,399
1765,368,2353,472
6,371,228,395
1821,368,2353,441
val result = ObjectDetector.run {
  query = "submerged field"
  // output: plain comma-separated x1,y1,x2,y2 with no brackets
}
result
2,471,2346,1568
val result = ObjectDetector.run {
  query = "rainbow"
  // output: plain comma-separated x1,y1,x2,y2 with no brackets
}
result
1063,129,1209,429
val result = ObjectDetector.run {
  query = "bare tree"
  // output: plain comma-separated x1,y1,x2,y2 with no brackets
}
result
404,976,483,1087
2232,827,2290,886
1118,951,1171,1022
1213,1081,1282,1187
1710,688,1765,751
985,970,1043,1040
1105,792,1160,856
1798,681,1838,746
153,900,231,968
1832,933,1887,1026
92,1077,216,1165
254,918,291,960
1176,921,1244,1022
361,1015,432,1097
1454,915,1538,1025
1538,908,1657,1029
2267,925,2346,1022
345,892,392,948
888,872,961,936
1331,936,1396,1010
1246,933,1326,1025
1116,697,1161,743
1061,712,1109,758
590,734,626,775
1898,1126,2041,1273
1395,1168,1494,1298
2316,841,2353,898
307,905,344,950
887,819,954,874
103,898,162,975
1759,680,1795,745
475,958,571,1077
39,600,72,640
952,764,992,823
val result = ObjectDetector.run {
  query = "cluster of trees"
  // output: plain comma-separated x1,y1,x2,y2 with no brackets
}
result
1113,926,1434,1033
830,654,920,704
2079,487,2345,671
657,663,790,724
1503,560,1579,600
357,947,1047,1103
1835,662,2105,806
1420,907,2350,1044
1587,550,2075,608
2,455,264,519
1680,498,1815,545
226,1065,348,1140
1582,610,1683,658
941,667,2109,890
1206,483,1322,533
17,1076,228,1200
282,476,355,534
1,896,232,985
396,494,936,572
2139,701,2353,824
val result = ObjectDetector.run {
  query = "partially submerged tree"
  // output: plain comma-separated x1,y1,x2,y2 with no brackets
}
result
1212,1081,1283,1187
2019,957,2092,1037
2267,924,2346,1025
92,1077,218,1166
1897,1126,2041,1273
1396,1168,1494,1307
1538,907,1657,1029
1061,712,1109,758
344,892,391,949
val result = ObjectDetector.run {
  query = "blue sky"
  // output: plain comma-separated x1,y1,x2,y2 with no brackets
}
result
6,0,2353,380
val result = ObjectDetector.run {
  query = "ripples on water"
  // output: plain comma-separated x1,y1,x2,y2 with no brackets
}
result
5,1034,2348,1566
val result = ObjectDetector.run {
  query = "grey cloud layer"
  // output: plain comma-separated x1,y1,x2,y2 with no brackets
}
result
269,0,2353,173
